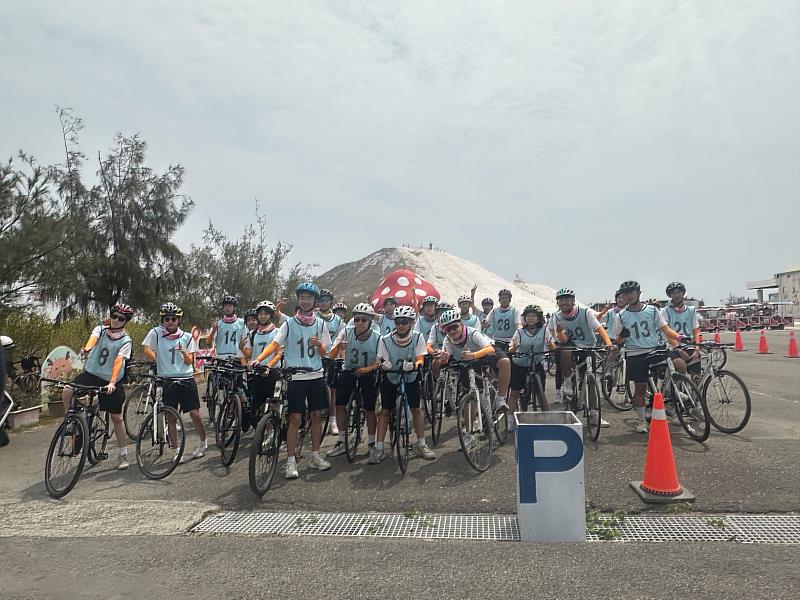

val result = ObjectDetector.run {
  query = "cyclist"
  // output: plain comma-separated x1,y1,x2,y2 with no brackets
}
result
427,301,453,379
208,295,245,359
482,289,521,352
372,305,435,463
663,282,702,376
238,309,258,355
63,304,135,470
603,290,627,333
251,282,331,478
438,307,512,413
325,302,381,459
415,296,439,339
508,304,554,424
317,289,344,435
142,303,208,461
378,297,398,336
550,288,613,428
610,281,682,433
458,294,482,328
332,302,348,322
477,297,495,322
241,301,282,428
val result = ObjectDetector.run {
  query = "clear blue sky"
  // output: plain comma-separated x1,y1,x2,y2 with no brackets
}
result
2,1,798,304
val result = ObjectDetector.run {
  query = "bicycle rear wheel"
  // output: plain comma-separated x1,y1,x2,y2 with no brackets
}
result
123,385,150,441
87,410,110,466
45,414,88,498
249,413,280,496
431,377,445,446
421,369,435,425
136,406,184,480
395,398,410,473
702,370,751,434
456,391,492,472
345,389,362,462
16,373,39,394
219,394,242,467
584,374,601,442
602,359,632,411
670,374,710,443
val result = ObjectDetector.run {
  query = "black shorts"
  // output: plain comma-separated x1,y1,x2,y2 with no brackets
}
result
73,371,125,414
626,353,665,385
162,378,200,413
492,340,510,356
510,362,546,392
249,370,279,407
336,370,378,411
668,349,702,374
287,377,328,414
379,376,420,410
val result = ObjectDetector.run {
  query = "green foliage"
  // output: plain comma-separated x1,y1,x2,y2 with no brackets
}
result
586,508,627,540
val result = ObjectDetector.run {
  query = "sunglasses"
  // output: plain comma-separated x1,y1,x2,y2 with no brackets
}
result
394,318,411,326
162,316,179,322
354,317,371,323
443,323,461,333
110,314,126,322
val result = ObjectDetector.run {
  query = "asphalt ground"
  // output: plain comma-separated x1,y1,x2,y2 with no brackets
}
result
1,329,798,598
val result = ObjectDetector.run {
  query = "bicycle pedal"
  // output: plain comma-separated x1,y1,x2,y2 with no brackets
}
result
97,452,108,460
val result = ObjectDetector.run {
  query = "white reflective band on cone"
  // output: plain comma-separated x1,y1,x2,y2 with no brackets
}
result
651,408,667,420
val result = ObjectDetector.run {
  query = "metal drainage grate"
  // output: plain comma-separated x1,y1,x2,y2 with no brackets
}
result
191,512,800,544
193,512,519,541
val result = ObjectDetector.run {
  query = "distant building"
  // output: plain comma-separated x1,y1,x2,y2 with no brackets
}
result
776,261,800,308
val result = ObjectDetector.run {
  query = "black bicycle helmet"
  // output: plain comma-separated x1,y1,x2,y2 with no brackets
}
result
498,289,512,298
221,295,238,306
481,297,494,306
522,304,544,320
244,308,258,319
319,288,334,301
665,282,686,295
618,280,640,293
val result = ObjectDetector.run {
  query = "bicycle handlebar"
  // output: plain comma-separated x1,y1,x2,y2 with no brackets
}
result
39,377,105,393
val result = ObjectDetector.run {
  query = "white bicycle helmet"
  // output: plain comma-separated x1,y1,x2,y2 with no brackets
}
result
352,302,375,317
0,335,13,349
457,294,471,305
393,305,417,320
256,300,276,313
439,309,461,327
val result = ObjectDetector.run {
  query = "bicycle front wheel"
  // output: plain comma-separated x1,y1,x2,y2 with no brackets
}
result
45,414,88,498
702,370,751,434
345,389,362,463
670,374,709,443
136,406,184,480
710,346,727,370
421,370,435,425
456,391,492,472
431,377,445,446
249,414,280,496
585,374,601,442
395,399,410,473
219,395,242,467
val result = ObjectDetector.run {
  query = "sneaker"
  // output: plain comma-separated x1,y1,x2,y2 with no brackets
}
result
367,447,386,464
309,453,331,471
600,418,610,428
413,441,436,460
326,441,346,457
635,420,649,434
284,461,299,479
192,440,207,459
329,420,339,436
494,397,508,411
116,453,129,470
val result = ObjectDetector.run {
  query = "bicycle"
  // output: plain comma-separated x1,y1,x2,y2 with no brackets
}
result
134,374,186,480
691,342,751,434
626,346,710,442
600,346,634,411
11,355,40,394
0,388,14,447
41,378,108,498
430,361,458,446
379,368,418,474
420,355,436,426
338,361,375,463
204,357,248,467
122,360,158,441
441,360,494,472
559,347,605,443
509,351,548,412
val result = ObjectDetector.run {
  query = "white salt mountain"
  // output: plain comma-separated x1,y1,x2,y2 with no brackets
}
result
316,247,558,313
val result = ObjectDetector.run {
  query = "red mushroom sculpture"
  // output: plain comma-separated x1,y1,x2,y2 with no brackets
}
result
370,269,440,310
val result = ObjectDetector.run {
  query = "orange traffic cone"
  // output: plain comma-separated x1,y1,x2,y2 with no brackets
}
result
787,331,800,358
713,330,721,344
756,329,772,354
733,329,745,352
630,393,695,503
